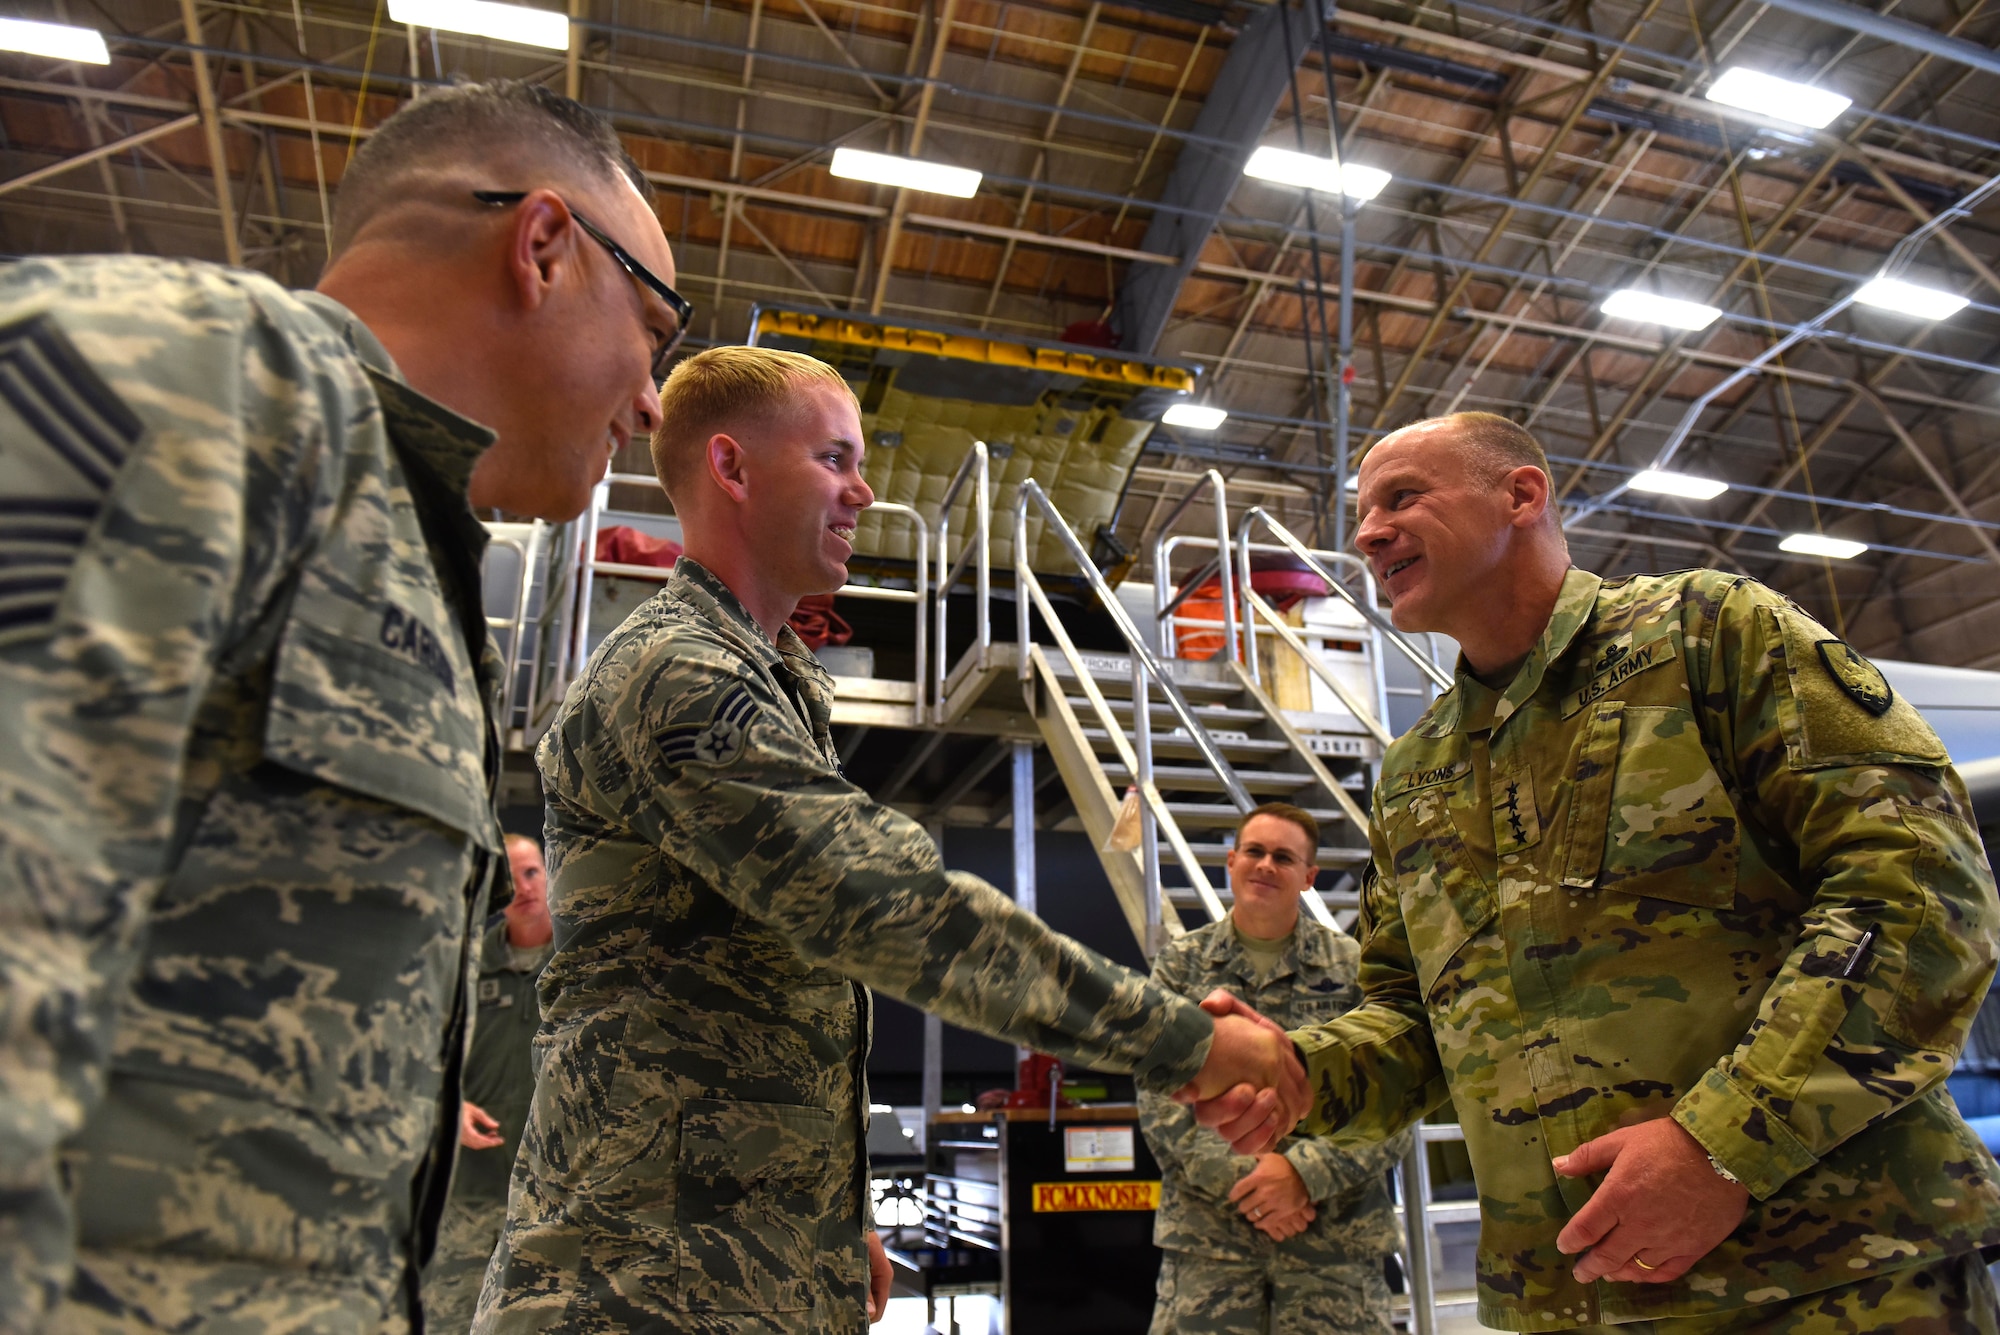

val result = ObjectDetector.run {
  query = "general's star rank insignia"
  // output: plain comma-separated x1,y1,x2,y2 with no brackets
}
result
661,684,757,766
1815,639,1894,716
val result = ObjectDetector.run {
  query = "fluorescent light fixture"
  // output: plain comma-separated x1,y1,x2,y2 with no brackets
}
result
1854,276,1970,321
1705,67,1852,129
1162,403,1227,430
1630,468,1729,500
1242,146,1391,201
829,147,981,198
387,0,568,48
1343,472,1360,492
0,17,111,63
1601,288,1722,331
1779,532,1867,560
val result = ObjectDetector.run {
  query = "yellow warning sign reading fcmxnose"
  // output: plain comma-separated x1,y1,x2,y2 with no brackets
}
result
1031,1180,1161,1212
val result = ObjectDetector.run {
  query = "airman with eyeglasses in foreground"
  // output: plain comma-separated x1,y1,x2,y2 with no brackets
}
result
0,79,686,1332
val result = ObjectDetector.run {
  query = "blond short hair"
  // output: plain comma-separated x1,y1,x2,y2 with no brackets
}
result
651,346,857,504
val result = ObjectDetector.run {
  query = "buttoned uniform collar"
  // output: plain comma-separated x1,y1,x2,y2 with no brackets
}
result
1419,566,1603,737
670,556,822,673
294,290,497,506
1203,907,1338,980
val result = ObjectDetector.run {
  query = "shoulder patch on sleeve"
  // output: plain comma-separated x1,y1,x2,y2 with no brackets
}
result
1762,604,1947,769
659,683,757,768
0,313,145,644
1814,638,1893,716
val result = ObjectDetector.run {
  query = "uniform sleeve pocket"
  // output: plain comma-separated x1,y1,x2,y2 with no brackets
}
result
677,1097,836,1314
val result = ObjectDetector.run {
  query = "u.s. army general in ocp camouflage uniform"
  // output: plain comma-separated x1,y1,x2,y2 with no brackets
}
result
1292,566,2000,1330
474,557,1218,1333
1141,914,1409,1335
0,256,504,1329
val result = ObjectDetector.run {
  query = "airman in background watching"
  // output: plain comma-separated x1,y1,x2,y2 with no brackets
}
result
423,835,558,1333
1143,802,1410,1335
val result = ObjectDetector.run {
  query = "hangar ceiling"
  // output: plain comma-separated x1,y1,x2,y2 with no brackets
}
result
4,0,2000,665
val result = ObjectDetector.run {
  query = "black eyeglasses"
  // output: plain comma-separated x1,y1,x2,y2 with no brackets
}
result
475,189,693,383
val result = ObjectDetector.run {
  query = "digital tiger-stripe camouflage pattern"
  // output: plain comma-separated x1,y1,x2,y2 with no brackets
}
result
0,256,504,1332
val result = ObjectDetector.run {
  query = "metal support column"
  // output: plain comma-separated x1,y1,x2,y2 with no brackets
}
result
923,819,946,1149
1012,740,1037,1063
1401,1139,1438,1335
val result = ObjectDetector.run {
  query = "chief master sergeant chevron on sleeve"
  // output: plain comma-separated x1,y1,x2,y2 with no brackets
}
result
1189,411,2000,1333
473,345,1310,1334
0,81,685,1332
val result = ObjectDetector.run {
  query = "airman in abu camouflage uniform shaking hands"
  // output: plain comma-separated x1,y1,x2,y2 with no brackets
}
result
1193,412,2000,1333
474,347,1306,1334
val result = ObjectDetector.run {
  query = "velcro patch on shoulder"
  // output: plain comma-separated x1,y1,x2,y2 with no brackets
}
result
660,683,757,768
0,313,145,645
1764,604,1947,769
1815,638,1892,716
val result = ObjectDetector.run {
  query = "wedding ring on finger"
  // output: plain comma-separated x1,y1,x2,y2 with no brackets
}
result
1632,1255,1658,1271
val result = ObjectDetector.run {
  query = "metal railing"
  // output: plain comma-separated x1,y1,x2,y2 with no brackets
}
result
1149,469,1239,664
932,441,993,723
1236,506,1454,695
1014,477,1248,944
483,515,586,749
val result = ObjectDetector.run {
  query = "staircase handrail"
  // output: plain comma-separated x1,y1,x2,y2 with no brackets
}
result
1148,469,1238,663
1018,478,1254,812
1236,507,1453,693
1013,485,1228,928
932,440,993,724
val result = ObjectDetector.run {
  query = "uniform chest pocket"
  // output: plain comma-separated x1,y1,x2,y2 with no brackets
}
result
1384,779,1497,999
677,1096,836,1314
263,555,495,847
1562,702,1739,908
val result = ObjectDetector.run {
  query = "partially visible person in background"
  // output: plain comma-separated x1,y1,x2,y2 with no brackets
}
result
1143,804,1408,1335
423,835,557,1332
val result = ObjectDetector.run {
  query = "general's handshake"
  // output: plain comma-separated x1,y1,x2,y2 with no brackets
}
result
1172,989,1311,1154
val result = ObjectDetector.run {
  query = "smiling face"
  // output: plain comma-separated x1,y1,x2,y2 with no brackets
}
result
742,383,874,599
1226,813,1317,929
1352,422,1539,636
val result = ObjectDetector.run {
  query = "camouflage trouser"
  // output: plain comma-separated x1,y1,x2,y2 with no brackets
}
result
1148,1249,1395,1335
420,1197,505,1335
1570,1250,2000,1333
49,1250,410,1333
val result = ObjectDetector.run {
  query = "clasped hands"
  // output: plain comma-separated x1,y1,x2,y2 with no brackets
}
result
1174,991,1751,1285
1171,990,1311,1153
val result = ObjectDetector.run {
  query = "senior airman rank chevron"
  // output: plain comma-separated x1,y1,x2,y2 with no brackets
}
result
660,683,757,766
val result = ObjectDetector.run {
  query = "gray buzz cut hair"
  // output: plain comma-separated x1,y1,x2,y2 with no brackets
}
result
330,79,650,255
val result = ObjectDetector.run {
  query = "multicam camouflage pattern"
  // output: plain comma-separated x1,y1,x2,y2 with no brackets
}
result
1559,1249,2000,1334
1149,1251,1395,1335
477,557,1214,1333
0,257,503,1331
1291,566,2000,1331
1141,915,1407,1270
422,922,553,1333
